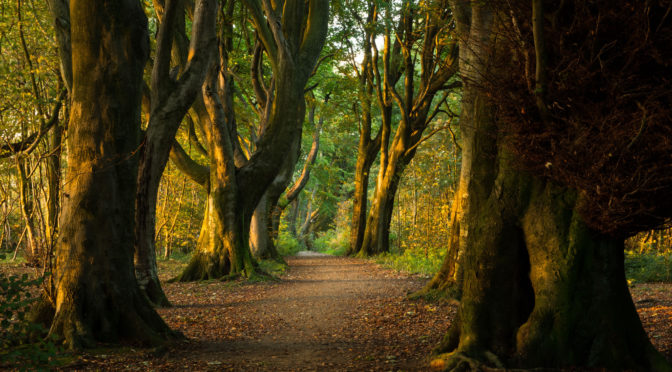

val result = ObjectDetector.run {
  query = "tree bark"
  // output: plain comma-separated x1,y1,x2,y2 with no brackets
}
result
252,94,326,260
357,0,457,257
175,0,330,280
133,0,216,306
44,0,174,349
347,2,380,256
359,149,407,256
429,2,672,370
16,156,40,264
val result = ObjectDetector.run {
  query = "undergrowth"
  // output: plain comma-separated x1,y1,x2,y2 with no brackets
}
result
313,229,348,256
0,254,63,370
374,248,446,277
277,230,303,256
625,251,672,283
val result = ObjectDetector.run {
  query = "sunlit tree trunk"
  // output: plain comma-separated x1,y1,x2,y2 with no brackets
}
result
348,3,381,256
175,0,329,280
358,0,458,256
250,193,274,259
44,0,174,349
359,149,407,256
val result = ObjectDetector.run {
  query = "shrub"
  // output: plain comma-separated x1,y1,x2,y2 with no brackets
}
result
313,229,348,256
276,230,303,256
0,255,61,370
625,251,672,283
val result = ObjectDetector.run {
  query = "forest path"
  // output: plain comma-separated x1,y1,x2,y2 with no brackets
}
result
85,253,456,371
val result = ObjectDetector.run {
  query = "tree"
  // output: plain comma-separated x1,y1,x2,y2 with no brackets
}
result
429,1,672,370
173,0,330,280
134,0,216,307
0,0,65,267
250,92,328,260
357,0,458,256
43,0,174,348
344,0,382,256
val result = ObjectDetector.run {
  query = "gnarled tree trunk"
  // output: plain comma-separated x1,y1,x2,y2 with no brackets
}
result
175,0,329,281
430,2,671,370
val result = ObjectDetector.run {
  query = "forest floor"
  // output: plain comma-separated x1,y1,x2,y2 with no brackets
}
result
68,252,457,371
2,252,672,371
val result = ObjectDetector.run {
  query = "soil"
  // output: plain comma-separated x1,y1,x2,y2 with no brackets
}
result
2,252,671,371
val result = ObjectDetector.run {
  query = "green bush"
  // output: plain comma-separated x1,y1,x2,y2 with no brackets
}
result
276,230,303,256
0,255,61,370
625,251,672,283
313,229,348,256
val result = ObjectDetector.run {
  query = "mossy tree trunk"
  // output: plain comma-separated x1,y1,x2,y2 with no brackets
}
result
359,150,407,256
174,0,329,280
358,0,458,257
46,0,174,349
436,170,671,371
250,192,283,261
347,3,381,256
252,94,326,260
431,2,672,370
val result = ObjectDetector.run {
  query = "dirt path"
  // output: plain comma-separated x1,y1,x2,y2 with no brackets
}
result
81,253,455,371
2,252,671,370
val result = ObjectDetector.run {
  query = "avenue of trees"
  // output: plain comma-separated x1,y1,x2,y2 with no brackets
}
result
1,0,671,370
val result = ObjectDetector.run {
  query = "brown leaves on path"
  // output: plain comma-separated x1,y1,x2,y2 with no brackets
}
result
7,254,668,370
76,254,456,371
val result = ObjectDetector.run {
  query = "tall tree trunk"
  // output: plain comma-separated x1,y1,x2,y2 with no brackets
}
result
430,2,671,370
249,132,301,261
45,123,62,253
44,0,174,349
347,3,380,256
348,136,379,255
133,0,216,306
16,156,40,264
287,197,300,236
359,144,408,256
252,94,326,260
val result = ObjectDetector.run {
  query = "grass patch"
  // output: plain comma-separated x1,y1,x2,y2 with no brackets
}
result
0,252,26,265
158,251,192,281
256,259,287,278
374,248,445,277
625,251,672,283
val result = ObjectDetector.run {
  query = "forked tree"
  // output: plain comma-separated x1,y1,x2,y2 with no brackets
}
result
134,0,217,307
357,0,458,256
172,0,329,280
